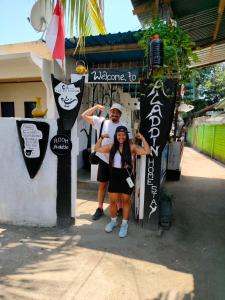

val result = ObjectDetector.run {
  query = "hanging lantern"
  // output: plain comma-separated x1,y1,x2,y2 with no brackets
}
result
149,34,164,69
75,60,88,75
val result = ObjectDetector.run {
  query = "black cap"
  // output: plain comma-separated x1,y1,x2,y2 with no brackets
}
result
115,126,128,133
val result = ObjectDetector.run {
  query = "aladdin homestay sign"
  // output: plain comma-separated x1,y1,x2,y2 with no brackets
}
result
88,68,139,83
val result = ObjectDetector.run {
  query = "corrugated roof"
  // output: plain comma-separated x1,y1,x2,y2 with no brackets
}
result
66,31,141,49
178,7,225,47
131,0,225,47
192,43,225,68
65,31,145,66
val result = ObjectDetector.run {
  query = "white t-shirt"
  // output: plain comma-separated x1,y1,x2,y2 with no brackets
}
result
92,115,133,164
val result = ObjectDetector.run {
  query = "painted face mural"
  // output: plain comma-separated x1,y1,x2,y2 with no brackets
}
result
51,75,85,130
54,82,81,110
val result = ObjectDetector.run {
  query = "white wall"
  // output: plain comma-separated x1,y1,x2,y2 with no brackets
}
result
0,118,77,226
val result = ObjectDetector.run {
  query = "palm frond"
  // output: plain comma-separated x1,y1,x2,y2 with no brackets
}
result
58,0,107,52
45,0,106,52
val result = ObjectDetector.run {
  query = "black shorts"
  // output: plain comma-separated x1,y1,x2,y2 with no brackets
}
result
97,159,110,182
108,167,134,195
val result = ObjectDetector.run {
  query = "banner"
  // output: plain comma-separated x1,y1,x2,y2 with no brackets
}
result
51,75,85,130
139,79,177,221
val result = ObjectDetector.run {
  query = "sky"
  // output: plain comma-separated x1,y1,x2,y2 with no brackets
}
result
0,0,141,45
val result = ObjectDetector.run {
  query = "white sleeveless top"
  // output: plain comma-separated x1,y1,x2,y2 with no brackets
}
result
113,151,134,169
113,151,122,168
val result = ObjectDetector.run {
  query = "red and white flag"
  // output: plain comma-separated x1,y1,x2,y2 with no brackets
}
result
45,0,65,61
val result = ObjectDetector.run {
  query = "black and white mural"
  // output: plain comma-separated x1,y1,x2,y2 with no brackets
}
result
51,75,85,130
140,79,177,221
16,120,49,179
50,134,72,156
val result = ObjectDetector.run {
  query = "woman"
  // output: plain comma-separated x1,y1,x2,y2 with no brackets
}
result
94,126,151,238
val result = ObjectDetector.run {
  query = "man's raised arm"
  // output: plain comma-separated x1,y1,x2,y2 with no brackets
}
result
81,104,105,125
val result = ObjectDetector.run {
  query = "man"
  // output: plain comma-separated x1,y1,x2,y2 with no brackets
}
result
81,103,132,220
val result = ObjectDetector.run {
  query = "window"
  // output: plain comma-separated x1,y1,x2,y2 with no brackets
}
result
1,102,15,117
24,101,36,118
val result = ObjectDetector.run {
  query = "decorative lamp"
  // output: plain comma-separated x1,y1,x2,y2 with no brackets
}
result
75,60,88,75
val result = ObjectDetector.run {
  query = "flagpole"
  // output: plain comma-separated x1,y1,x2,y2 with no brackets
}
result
62,60,66,81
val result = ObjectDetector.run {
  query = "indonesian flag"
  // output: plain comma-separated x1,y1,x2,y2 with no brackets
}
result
45,0,65,61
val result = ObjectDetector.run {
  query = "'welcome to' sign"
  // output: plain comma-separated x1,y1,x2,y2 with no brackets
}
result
88,68,139,83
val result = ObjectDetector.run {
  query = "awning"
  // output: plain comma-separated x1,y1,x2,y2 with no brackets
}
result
66,31,144,66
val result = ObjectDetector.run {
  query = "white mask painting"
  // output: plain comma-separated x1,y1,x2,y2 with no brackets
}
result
54,82,80,110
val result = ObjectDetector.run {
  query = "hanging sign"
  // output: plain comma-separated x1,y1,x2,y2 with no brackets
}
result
51,75,85,130
88,68,139,83
50,134,72,156
16,120,49,179
139,79,177,221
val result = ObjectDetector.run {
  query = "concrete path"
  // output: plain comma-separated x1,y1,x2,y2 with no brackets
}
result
0,146,225,300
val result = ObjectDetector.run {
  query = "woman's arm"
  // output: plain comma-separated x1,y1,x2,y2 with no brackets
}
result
131,133,151,155
94,134,112,153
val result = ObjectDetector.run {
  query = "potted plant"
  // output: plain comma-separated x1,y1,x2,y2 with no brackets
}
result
138,18,198,83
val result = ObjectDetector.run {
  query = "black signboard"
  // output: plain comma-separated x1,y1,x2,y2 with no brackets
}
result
50,134,72,156
51,75,85,131
16,120,49,179
88,68,139,83
139,79,177,222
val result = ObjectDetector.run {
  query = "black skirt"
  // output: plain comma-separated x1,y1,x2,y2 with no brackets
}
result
108,167,134,195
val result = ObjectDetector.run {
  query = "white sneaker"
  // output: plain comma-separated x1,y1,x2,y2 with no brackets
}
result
105,220,118,233
118,223,128,238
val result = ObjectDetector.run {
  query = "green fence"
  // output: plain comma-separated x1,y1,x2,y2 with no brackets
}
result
187,124,225,164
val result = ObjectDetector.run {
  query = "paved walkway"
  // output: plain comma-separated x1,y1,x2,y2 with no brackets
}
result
0,146,225,300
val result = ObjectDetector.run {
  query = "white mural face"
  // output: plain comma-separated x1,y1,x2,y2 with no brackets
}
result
21,123,42,158
54,82,80,110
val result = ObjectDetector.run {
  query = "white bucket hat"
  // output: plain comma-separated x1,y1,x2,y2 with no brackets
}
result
110,103,122,113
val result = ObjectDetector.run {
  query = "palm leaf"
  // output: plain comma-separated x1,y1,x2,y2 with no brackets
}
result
60,0,107,50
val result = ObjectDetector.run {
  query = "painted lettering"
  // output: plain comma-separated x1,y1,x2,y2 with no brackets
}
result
148,127,160,139
151,146,159,157
149,115,161,127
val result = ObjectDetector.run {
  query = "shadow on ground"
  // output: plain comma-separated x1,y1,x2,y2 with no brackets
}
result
0,174,225,299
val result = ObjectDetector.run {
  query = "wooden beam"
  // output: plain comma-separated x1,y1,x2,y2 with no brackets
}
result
132,0,173,23
66,43,143,56
213,0,225,41
132,2,152,15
